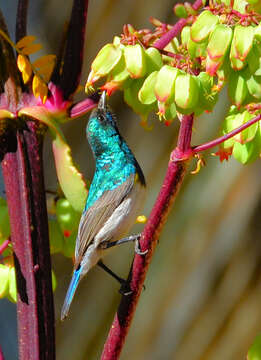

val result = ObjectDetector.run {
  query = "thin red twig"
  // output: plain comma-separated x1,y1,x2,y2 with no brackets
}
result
153,0,203,50
193,114,261,153
0,239,10,255
101,115,194,360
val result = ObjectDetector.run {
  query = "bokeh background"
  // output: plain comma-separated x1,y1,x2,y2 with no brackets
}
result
1,1,261,359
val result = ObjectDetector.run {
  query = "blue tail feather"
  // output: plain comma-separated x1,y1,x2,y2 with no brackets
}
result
61,267,82,321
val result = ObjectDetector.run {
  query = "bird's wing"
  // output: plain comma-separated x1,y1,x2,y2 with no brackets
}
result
75,174,134,266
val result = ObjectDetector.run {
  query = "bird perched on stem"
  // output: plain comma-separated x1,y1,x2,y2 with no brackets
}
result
61,91,146,320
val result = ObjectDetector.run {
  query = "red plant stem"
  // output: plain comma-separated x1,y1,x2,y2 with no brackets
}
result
69,92,100,118
153,0,203,50
58,0,89,99
1,124,55,360
101,114,194,360
0,345,4,360
193,113,261,154
15,0,29,42
0,239,10,255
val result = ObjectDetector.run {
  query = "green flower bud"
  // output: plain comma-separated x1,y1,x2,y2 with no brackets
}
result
175,74,199,109
157,101,177,124
207,24,232,61
232,129,261,164
145,48,163,73
246,75,261,100
91,43,122,78
154,65,179,103
56,198,81,233
230,25,254,70
124,44,147,78
138,71,158,105
124,79,155,122
190,10,219,43
228,70,249,106
174,4,188,18
181,26,191,46
187,38,207,58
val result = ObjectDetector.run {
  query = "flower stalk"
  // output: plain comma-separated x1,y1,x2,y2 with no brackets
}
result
101,115,194,360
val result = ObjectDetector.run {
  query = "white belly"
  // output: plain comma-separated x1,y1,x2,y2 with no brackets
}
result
94,182,146,246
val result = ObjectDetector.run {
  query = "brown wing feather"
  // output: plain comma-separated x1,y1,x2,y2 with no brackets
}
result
74,174,134,267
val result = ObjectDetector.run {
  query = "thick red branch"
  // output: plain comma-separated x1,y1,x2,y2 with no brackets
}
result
1,123,55,360
101,114,194,360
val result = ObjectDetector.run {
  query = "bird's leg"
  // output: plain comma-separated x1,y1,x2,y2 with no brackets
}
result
103,234,148,256
97,260,132,295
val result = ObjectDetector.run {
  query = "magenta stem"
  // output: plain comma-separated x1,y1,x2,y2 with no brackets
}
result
0,345,5,360
153,0,203,50
0,239,10,255
69,92,99,118
193,114,261,154
101,115,194,360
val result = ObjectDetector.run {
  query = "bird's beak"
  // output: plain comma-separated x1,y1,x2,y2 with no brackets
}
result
98,91,107,110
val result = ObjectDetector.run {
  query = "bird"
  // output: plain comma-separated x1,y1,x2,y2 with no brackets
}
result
61,91,146,320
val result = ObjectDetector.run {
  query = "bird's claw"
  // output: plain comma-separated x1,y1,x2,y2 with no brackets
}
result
119,281,132,296
135,238,148,256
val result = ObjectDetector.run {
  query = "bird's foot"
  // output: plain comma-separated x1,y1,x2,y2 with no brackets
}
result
119,280,132,296
135,237,148,256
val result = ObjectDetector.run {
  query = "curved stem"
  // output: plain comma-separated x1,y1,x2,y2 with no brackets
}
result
193,113,261,154
0,239,10,255
101,115,194,360
153,0,203,50
69,92,100,118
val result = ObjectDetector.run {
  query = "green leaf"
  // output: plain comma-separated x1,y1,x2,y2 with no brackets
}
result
138,71,158,105
190,10,219,43
248,333,261,360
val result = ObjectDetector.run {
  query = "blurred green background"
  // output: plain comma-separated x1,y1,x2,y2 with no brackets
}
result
1,1,261,359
